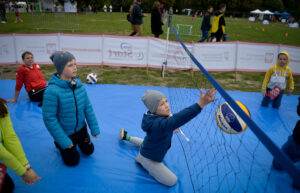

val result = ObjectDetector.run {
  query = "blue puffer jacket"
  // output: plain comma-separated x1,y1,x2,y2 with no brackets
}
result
140,103,202,162
42,73,100,149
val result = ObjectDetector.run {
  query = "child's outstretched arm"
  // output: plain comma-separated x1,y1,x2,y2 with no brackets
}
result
155,89,218,134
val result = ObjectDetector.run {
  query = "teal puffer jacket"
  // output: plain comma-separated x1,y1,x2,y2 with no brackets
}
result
43,73,100,149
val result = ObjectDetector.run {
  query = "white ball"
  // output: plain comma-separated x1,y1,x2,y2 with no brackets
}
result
86,73,98,84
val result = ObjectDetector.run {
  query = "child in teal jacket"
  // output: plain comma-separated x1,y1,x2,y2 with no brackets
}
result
42,51,100,166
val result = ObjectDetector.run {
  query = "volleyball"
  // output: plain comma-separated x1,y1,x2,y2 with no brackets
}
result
86,73,98,84
216,101,250,134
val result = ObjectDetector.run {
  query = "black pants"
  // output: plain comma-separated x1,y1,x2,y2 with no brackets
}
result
28,87,46,102
55,125,94,166
211,32,223,42
0,174,14,193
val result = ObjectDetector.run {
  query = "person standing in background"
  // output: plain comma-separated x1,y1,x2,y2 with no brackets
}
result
132,0,145,36
0,1,7,23
199,6,213,42
211,3,226,42
151,1,164,38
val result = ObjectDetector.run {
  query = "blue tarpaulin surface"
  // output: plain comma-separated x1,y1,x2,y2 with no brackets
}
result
0,79,299,193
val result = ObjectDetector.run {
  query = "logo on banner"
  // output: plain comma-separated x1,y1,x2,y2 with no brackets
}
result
46,43,57,55
0,44,9,55
174,49,189,65
108,42,144,60
265,52,274,63
224,51,229,61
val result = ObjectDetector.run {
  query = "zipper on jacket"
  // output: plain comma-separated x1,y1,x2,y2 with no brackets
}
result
72,84,78,144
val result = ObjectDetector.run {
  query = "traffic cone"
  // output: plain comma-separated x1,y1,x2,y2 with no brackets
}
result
262,28,265,32
285,33,288,37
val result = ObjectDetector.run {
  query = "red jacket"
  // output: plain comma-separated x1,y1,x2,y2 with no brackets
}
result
15,64,46,92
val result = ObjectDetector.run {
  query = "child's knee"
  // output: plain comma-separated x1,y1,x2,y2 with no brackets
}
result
61,147,80,166
159,172,178,186
79,139,94,155
272,102,281,108
166,175,178,186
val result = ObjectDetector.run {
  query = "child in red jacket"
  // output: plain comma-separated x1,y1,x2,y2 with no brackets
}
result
7,51,47,104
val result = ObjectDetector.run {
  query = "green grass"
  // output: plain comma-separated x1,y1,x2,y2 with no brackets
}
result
1,12,300,46
1,65,299,94
0,12,299,95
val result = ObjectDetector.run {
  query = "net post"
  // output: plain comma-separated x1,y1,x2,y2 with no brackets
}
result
146,64,149,78
100,62,104,76
161,14,172,79
234,41,239,81
190,69,194,80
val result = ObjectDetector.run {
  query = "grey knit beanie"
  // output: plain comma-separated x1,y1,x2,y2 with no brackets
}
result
142,90,166,113
50,51,75,74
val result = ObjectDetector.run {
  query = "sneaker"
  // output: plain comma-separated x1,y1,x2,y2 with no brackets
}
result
119,128,127,140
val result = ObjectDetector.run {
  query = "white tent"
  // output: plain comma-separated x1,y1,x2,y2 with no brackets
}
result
262,10,274,15
250,9,262,14
16,2,26,5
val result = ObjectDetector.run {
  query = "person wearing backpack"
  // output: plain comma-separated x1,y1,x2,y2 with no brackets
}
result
131,0,145,36
210,4,226,42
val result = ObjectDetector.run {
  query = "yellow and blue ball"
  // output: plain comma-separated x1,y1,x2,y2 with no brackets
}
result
216,101,250,134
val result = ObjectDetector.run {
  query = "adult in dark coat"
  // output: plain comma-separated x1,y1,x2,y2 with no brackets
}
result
199,6,213,42
151,1,164,38
0,1,7,23
132,0,144,36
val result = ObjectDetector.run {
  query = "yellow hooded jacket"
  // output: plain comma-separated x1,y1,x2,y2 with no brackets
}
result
262,51,294,91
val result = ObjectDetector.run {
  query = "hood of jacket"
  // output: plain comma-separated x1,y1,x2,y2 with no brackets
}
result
141,112,160,132
276,51,290,70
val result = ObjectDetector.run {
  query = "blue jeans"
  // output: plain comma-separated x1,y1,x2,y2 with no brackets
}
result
261,88,284,108
199,30,209,42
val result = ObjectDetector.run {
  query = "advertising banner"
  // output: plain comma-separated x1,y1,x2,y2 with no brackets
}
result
60,34,102,65
0,35,16,64
14,34,58,64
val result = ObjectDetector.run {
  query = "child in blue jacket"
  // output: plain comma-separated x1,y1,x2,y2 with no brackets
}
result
120,89,217,186
42,51,100,166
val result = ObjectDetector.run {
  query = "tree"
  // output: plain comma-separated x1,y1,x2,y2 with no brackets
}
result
261,0,284,11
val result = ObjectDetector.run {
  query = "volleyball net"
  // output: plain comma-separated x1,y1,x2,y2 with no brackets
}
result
165,16,300,193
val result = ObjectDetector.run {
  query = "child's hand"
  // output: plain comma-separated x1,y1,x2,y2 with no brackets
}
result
68,143,74,148
22,169,41,185
198,88,218,108
262,90,266,97
173,128,180,134
93,135,98,138
7,99,17,103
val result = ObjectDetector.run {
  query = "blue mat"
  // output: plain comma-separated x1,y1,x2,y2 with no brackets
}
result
0,79,299,193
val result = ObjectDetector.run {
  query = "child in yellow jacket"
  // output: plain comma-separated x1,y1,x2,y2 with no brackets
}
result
0,98,40,193
261,51,294,108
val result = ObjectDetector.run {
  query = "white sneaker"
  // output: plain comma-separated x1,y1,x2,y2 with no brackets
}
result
119,128,125,140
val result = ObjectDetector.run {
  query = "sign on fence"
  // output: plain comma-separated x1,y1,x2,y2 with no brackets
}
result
0,34,299,74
